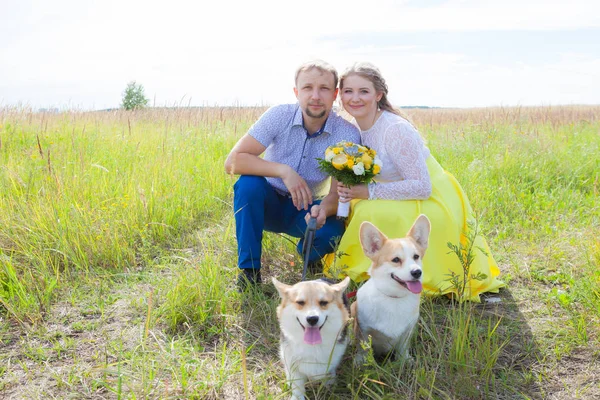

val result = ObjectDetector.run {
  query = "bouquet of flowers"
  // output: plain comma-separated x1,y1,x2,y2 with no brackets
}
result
317,141,382,218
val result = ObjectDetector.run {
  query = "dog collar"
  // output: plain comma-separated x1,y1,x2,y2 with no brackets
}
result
374,286,402,299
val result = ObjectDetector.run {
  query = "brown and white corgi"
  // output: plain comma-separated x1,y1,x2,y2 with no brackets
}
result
351,215,430,363
272,277,351,400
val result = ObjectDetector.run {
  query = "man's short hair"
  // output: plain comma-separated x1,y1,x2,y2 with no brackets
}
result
294,60,339,89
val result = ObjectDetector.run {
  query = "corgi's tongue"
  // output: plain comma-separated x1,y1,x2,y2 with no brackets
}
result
405,280,423,294
304,326,322,345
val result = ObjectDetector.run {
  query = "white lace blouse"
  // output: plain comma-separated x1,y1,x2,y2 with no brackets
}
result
359,111,432,200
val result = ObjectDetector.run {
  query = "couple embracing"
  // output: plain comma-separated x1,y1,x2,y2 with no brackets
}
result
224,59,504,301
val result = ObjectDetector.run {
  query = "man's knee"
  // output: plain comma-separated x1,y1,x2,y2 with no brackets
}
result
323,217,345,238
310,218,345,253
234,175,268,202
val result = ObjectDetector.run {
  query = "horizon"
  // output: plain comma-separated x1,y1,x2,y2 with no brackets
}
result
2,0,600,110
24,103,600,114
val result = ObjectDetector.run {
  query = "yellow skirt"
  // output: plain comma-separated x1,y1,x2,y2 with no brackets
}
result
324,155,505,302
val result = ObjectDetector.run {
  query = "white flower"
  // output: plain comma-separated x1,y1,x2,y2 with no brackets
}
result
374,155,382,166
352,162,365,175
325,150,335,162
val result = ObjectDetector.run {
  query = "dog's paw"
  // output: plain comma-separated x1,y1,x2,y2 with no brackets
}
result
290,389,306,400
324,376,336,388
353,352,367,367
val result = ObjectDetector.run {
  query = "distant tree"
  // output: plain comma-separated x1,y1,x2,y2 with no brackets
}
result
121,81,149,110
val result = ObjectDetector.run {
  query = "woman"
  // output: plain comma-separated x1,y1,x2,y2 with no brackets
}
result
325,62,504,301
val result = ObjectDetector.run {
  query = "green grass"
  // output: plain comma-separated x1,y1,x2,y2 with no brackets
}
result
0,105,599,399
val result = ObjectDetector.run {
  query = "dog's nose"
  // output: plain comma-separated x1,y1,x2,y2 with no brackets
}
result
306,315,319,326
411,269,422,279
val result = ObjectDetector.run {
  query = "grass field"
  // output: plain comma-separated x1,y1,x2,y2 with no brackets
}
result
1,105,599,399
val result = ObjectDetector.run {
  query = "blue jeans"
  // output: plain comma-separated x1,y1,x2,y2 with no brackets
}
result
234,175,344,270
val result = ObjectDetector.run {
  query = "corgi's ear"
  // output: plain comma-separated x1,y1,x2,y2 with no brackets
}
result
407,214,430,249
272,277,290,298
331,276,350,294
360,222,388,259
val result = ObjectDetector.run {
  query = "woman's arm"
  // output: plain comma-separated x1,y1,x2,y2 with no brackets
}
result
369,123,431,200
305,178,341,229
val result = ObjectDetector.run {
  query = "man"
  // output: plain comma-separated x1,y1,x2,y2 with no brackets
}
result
224,60,361,289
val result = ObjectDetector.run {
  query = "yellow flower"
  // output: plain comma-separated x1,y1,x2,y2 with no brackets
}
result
347,157,355,167
331,154,347,170
332,147,342,154
361,154,373,169
373,164,381,174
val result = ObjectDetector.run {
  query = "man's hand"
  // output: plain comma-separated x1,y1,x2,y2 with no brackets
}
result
282,166,313,210
305,204,327,230
337,182,369,202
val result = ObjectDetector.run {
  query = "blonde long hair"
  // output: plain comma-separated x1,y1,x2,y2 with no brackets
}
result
339,62,404,117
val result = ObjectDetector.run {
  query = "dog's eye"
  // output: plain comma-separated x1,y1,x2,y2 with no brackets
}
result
319,301,328,307
392,257,401,263
296,300,305,306
413,254,420,260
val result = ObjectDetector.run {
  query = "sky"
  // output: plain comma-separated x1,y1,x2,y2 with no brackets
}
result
1,0,599,110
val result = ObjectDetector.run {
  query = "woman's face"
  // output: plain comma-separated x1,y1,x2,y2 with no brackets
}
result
340,74,382,120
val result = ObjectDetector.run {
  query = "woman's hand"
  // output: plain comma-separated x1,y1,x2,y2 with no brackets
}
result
337,183,369,203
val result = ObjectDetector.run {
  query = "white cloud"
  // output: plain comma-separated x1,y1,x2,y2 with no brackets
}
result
376,0,600,32
383,52,600,107
1,0,599,108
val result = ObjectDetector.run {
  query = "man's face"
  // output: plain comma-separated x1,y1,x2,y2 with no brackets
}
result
294,68,338,120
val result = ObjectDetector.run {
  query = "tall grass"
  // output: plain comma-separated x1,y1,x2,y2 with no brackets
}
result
0,107,262,322
0,105,598,399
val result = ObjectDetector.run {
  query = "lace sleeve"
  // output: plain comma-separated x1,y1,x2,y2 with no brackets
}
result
369,123,432,200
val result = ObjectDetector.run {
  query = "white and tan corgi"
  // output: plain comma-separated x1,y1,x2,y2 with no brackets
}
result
352,215,430,363
272,277,351,400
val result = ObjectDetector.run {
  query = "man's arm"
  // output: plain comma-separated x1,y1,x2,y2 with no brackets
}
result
224,134,281,177
224,134,313,210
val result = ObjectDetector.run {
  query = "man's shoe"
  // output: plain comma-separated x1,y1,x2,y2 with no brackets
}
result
237,269,262,291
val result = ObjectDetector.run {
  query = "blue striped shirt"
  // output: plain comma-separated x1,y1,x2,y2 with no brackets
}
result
249,104,361,197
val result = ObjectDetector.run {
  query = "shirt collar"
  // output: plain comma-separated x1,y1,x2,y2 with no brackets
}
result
293,103,333,138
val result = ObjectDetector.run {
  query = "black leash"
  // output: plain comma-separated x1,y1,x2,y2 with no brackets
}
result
300,216,353,306
301,216,317,281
